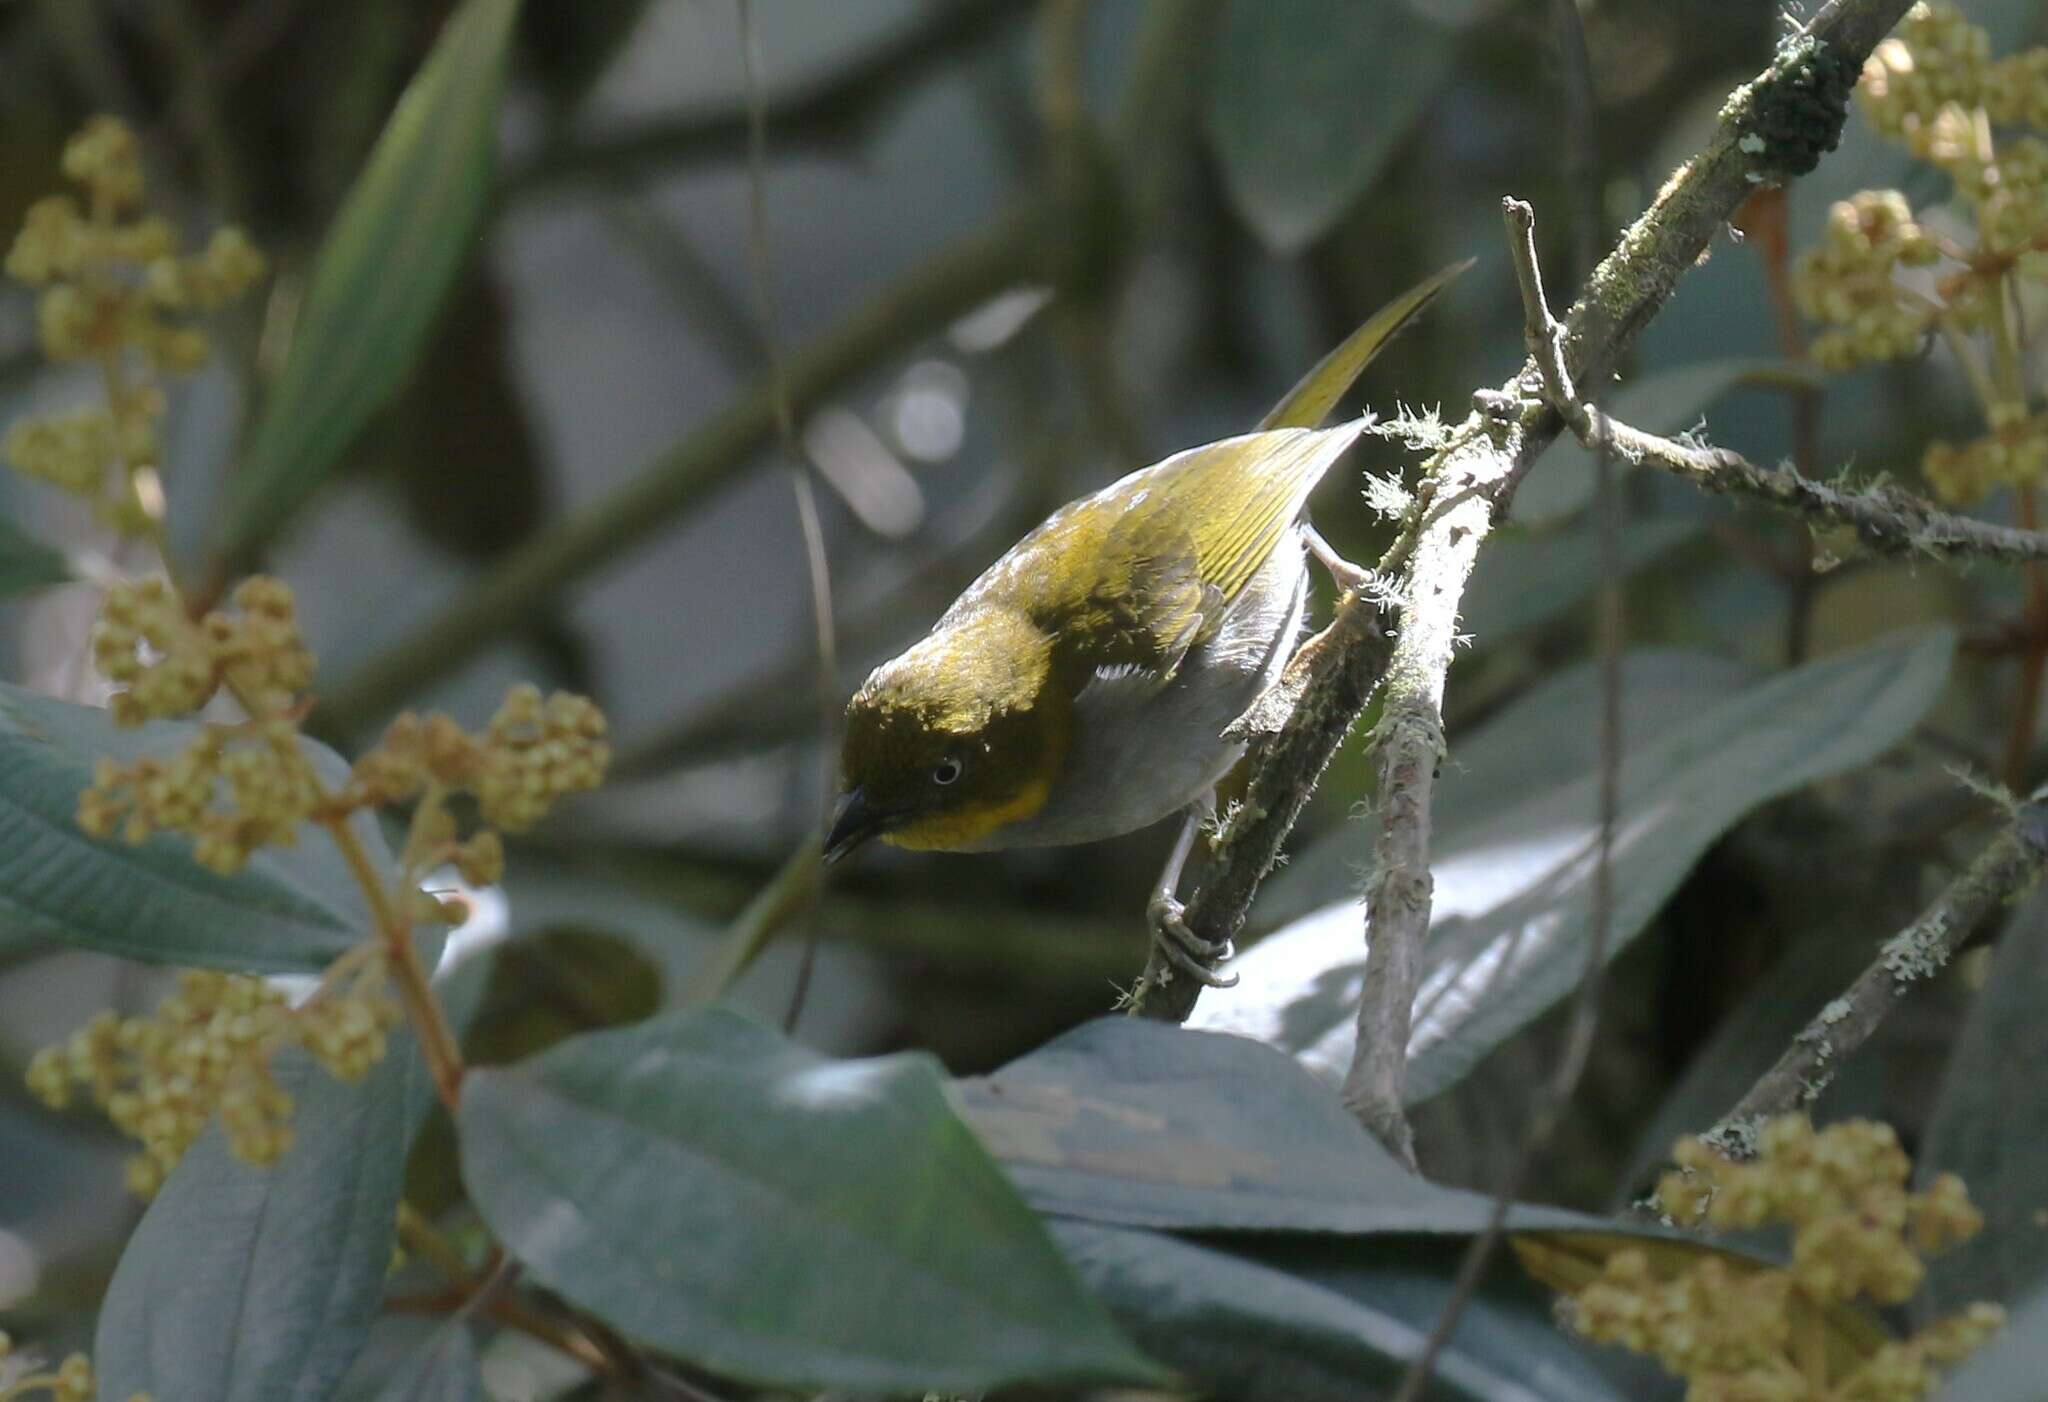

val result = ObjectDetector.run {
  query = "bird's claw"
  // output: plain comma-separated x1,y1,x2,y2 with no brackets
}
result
1146,893,1238,989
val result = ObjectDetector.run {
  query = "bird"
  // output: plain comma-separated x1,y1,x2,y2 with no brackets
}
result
821,262,1466,987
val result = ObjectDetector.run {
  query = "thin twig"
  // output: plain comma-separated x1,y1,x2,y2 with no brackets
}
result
503,0,1036,198
736,0,837,1034
1702,794,2048,1158
1553,411,2048,566
317,205,1053,736
1394,22,1619,1377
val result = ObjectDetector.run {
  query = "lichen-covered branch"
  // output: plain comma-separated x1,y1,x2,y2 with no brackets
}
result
1704,797,2048,1158
1126,595,1393,1021
1322,0,1915,1158
1595,421,2048,565
1126,5,1920,1108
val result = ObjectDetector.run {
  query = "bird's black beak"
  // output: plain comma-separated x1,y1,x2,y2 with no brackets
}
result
823,787,887,866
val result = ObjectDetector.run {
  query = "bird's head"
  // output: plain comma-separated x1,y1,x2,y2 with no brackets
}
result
825,606,1067,863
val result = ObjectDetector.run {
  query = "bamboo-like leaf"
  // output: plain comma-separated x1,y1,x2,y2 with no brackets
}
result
214,0,523,563
1257,260,1472,431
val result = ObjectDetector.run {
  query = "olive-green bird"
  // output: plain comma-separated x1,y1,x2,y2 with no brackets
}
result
824,264,1465,985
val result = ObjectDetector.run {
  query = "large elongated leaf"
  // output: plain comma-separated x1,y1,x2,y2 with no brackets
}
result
970,1020,1882,1387
1196,628,1954,1103
94,1034,426,1402
1463,516,1703,647
1052,1223,1630,1402
0,514,72,600
1207,0,1470,253
457,1009,1164,1393
1918,889,2048,1316
215,0,522,560
0,683,386,972
1255,649,1757,934
958,1018,1588,1235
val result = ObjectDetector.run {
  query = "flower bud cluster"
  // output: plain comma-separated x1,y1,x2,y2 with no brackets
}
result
477,684,611,830
23,964,401,1195
0,1334,140,1402
1562,1117,2003,1401
90,575,314,727
3,116,264,534
77,720,321,875
1792,191,1940,369
352,684,609,838
1862,6,2048,145
1921,409,2048,504
297,959,403,1085
1859,6,1994,154
1956,136,2048,271
25,972,294,1194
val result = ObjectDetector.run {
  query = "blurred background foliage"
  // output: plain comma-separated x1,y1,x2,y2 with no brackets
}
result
4,0,2048,1380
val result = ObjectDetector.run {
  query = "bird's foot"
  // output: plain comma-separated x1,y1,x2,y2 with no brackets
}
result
1305,525,1373,597
1147,893,1238,988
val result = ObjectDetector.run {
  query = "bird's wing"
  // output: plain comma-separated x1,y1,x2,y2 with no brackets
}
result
1147,424,1364,603
969,424,1362,688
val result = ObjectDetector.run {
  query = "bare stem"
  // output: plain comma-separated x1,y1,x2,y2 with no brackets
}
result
1703,794,2048,1157
1548,408,2048,566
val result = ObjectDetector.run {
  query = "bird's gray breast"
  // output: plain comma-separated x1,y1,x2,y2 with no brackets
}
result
983,530,1310,849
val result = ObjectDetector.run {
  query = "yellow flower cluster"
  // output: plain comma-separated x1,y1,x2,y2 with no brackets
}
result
1793,191,1941,369
1859,5,1994,152
1922,407,2048,504
2,116,264,535
1794,4,2048,506
0,1335,144,1402
5,117,264,366
1863,5,2048,148
1565,1117,2002,1402
23,967,400,1196
352,684,610,835
90,574,315,727
77,719,322,875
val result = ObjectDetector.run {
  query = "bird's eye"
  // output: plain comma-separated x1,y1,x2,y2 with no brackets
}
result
932,757,963,786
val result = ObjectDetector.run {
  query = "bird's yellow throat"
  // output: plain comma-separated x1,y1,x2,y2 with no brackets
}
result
881,769,1055,851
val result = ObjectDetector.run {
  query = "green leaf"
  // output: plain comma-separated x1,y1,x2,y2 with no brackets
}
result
215,0,523,561
967,1020,1886,1382
457,1008,1164,1393
1463,516,1703,646
369,1321,485,1402
94,1035,427,1401
1206,0,1469,253
0,683,388,972
0,513,72,599
1197,628,1954,1103
1256,649,1756,934
1258,260,1472,430
1052,1224,1631,1402
1919,888,2048,1315
1511,359,1817,525
958,1018,1591,1235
